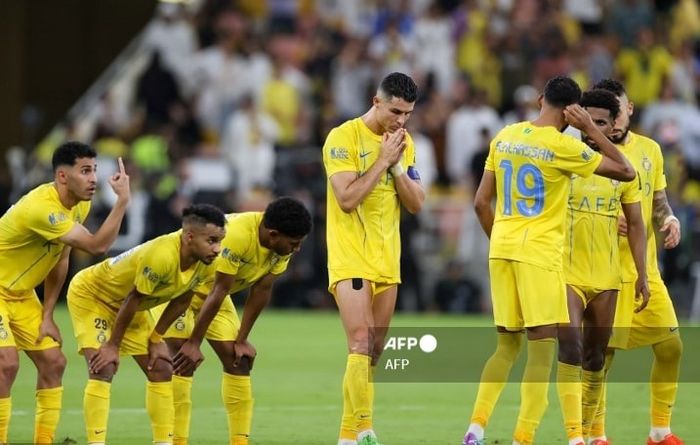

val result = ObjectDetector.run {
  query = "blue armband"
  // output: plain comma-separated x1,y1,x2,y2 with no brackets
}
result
407,166,421,180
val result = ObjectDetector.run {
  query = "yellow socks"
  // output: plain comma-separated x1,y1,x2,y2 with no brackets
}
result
581,369,604,437
222,373,253,445
513,338,555,445
0,397,10,444
146,381,174,444
34,386,63,444
590,349,614,439
339,370,357,440
470,332,523,427
556,362,582,441
345,353,372,432
650,336,682,428
172,375,193,445
84,379,111,444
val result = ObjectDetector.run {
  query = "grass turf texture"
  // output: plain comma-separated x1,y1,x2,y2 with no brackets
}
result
7,307,700,444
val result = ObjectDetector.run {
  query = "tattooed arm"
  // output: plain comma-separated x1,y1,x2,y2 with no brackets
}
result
652,190,680,249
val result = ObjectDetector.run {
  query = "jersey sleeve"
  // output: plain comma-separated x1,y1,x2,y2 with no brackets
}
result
26,203,78,241
652,143,667,192
621,171,643,204
484,138,497,172
555,136,603,178
134,244,174,295
217,243,244,277
323,126,358,177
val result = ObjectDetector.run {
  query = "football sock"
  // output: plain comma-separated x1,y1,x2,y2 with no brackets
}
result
581,369,604,437
513,338,555,445
146,381,174,444
172,375,192,445
222,373,253,445
34,386,63,444
339,370,357,440
84,379,111,444
650,336,682,430
346,353,372,432
557,362,582,441
0,397,10,444
589,349,614,438
470,332,523,427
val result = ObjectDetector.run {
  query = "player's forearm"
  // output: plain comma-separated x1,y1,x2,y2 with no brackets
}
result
474,202,494,238
189,290,226,344
652,190,675,230
236,287,272,342
586,125,635,181
42,255,69,317
336,161,389,212
90,199,129,255
394,174,424,214
154,292,193,336
108,292,140,347
626,217,648,281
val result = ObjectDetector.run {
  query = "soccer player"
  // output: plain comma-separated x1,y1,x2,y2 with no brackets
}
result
462,76,636,445
168,197,311,445
560,88,650,444
0,141,130,444
323,72,425,445
590,79,684,445
66,204,226,445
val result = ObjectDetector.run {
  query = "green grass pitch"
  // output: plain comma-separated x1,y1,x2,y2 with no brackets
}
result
7,307,700,444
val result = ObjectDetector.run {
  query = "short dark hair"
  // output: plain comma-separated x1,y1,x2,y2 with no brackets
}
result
580,89,620,120
542,76,581,108
379,72,418,103
592,78,626,98
263,197,312,238
52,141,97,171
182,204,226,228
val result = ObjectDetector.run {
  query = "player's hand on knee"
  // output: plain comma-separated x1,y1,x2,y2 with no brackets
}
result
89,342,120,374
173,340,204,375
36,317,62,345
634,276,651,313
233,340,257,368
147,341,172,371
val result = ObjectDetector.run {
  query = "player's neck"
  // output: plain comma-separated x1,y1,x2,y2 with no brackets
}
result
360,110,383,136
54,183,80,209
530,108,565,130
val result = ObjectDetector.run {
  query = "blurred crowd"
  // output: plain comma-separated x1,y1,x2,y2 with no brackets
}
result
7,0,700,315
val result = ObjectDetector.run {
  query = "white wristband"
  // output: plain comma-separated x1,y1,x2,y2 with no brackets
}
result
390,163,405,177
664,215,679,226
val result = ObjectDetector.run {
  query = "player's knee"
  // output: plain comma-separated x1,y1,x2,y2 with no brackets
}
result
46,352,67,378
226,356,251,376
0,359,19,382
583,348,606,372
558,340,583,366
494,335,523,362
147,360,173,382
348,327,373,355
653,336,683,363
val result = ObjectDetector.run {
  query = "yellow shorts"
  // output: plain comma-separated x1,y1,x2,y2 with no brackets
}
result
489,259,569,330
608,277,680,349
329,279,398,299
67,286,153,356
568,284,618,308
0,291,60,351
151,293,240,341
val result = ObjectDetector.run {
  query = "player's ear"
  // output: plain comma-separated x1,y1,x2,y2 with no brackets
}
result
628,101,634,117
55,167,67,184
537,95,543,110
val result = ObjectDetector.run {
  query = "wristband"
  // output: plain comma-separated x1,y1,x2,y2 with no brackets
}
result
664,215,679,226
390,163,405,177
149,331,164,344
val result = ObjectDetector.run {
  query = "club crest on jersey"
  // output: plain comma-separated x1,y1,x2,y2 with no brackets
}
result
97,331,107,344
610,179,620,187
642,157,652,171
175,319,186,331
0,327,7,340
270,255,280,266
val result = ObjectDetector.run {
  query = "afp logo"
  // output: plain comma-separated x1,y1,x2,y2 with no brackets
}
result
384,334,437,353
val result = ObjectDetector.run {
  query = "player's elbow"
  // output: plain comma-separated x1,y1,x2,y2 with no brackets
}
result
474,196,490,215
84,243,109,256
619,165,636,182
337,197,358,213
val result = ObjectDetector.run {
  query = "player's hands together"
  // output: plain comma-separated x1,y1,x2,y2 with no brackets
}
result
617,215,628,236
660,216,681,249
147,340,172,371
233,339,257,369
379,129,406,169
89,342,120,374
564,104,594,132
36,316,62,346
108,157,130,203
173,340,204,375
634,276,651,313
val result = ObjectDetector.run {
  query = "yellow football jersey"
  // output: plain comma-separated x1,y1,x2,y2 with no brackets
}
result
564,171,642,288
618,132,666,282
323,117,416,285
192,212,291,302
70,231,215,312
487,122,603,271
0,183,90,297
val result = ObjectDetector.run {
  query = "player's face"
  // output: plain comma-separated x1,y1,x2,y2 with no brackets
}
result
269,232,306,256
581,106,614,150
374,95,414,133
609,95,633,144
63,157,97,201
188,224,226,264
